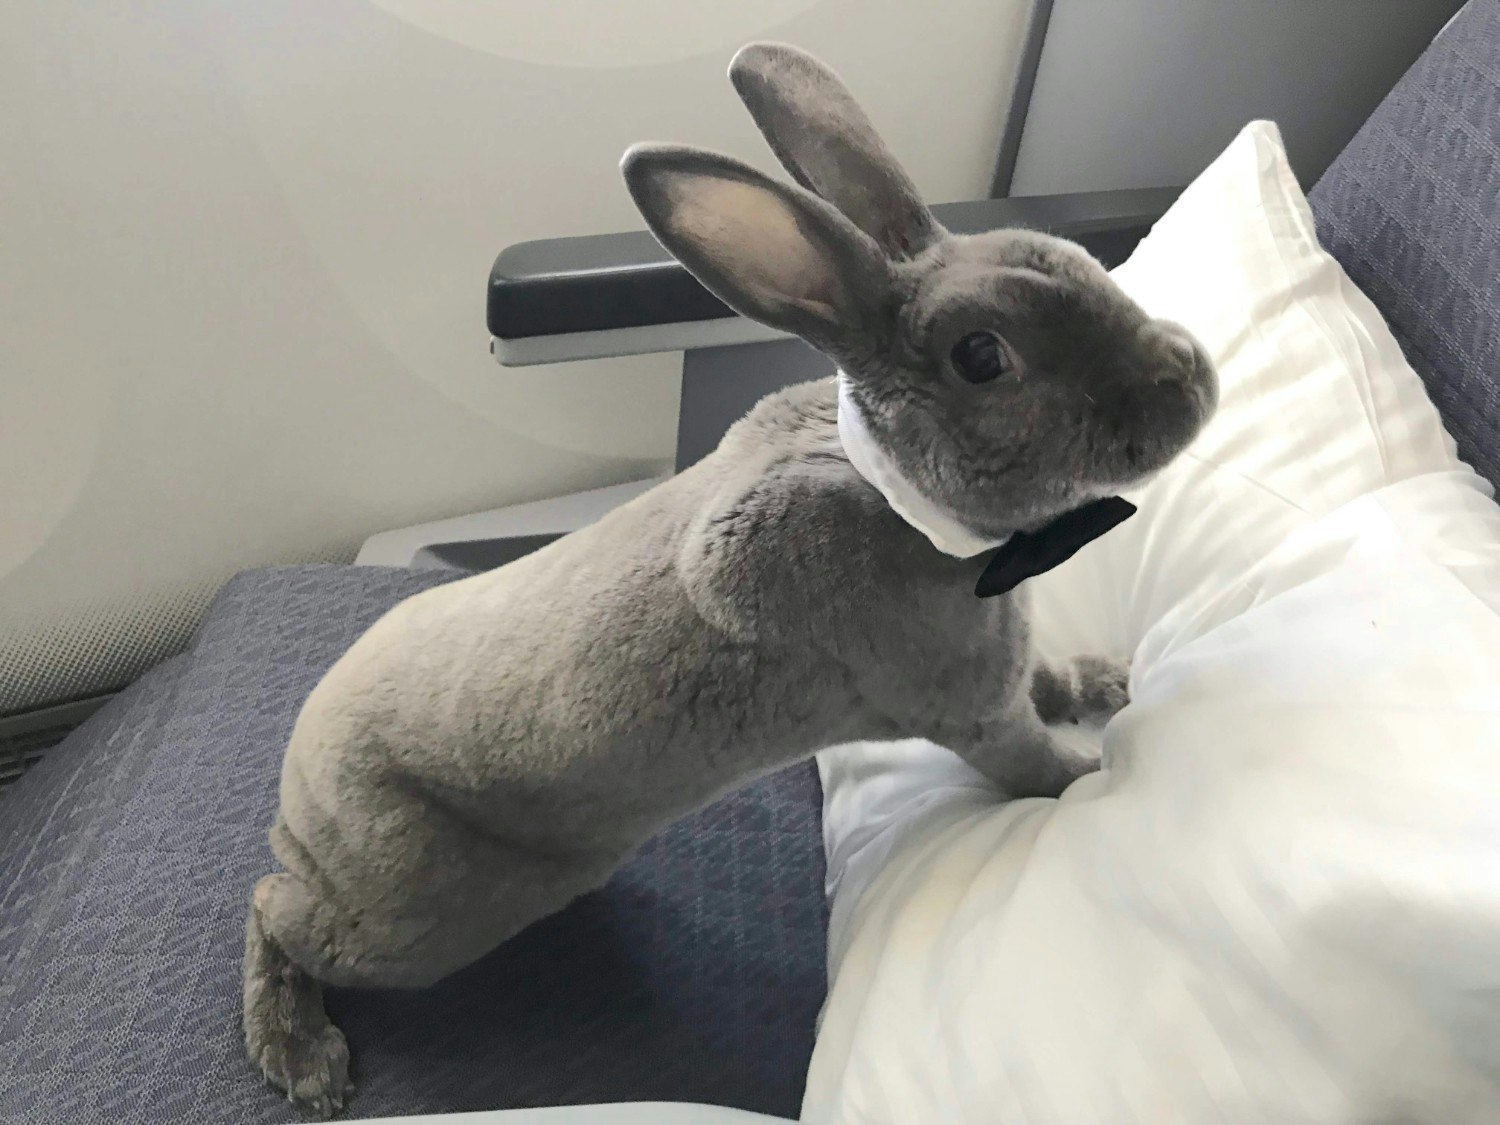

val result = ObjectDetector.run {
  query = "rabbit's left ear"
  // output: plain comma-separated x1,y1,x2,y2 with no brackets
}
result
730,42,942,260
622,144,891,356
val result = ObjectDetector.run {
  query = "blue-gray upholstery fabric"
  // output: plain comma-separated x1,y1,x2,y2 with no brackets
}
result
1309,0,1500,490
0,565,826,1124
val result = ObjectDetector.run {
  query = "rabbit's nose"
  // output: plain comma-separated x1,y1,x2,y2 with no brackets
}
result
1149,320,1210,385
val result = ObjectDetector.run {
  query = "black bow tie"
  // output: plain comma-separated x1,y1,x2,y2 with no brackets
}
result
974,496,1137,598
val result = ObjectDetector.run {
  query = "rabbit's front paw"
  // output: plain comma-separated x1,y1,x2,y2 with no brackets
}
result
1072,655,1129,723
1032,656,1130,727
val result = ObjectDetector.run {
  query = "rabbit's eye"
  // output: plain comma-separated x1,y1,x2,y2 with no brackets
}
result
950,331,1011,384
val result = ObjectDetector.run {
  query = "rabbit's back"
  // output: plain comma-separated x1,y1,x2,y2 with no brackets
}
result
276,372,1029,889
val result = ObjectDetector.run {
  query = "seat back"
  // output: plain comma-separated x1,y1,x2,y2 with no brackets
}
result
1310,0,1500,490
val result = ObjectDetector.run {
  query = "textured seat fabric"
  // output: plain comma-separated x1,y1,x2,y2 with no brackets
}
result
0,565,826,1124
1309,0,1500,490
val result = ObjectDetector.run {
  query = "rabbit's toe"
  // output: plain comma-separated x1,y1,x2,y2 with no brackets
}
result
1073,655,1129,722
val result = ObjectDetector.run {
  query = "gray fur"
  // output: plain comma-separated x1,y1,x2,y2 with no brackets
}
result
1031,655,1132,726
729,42,940,259
242,42,1217,1117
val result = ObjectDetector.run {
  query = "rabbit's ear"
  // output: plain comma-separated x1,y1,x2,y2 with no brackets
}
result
622,144,890,353
729,42,941,260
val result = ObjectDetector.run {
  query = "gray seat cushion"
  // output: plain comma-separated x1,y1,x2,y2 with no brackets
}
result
0,565,826,1123
1309,0,1500,490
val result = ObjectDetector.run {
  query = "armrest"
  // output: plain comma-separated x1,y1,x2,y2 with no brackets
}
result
355,476,665,570
489,187,1177,366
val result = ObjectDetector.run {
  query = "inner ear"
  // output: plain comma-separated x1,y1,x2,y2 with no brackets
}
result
670,177,844,324
623,145,890,351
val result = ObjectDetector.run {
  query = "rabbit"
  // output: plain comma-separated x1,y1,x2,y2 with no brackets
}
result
241,41,1217,1118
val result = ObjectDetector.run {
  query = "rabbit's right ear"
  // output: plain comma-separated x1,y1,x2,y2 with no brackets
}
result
729,42,941,260
622,144,890,355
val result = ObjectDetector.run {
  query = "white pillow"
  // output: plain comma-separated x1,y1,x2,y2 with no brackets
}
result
806,122,1500,1124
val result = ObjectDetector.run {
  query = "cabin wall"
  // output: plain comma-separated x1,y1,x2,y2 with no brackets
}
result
1008,0,1466,194
1,0,1034,713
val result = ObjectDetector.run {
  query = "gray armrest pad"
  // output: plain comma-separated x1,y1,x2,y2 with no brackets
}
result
354,477,666,569
489,187,1177,340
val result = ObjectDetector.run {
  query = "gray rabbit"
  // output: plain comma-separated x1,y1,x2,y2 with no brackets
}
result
242,42,1217,1117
